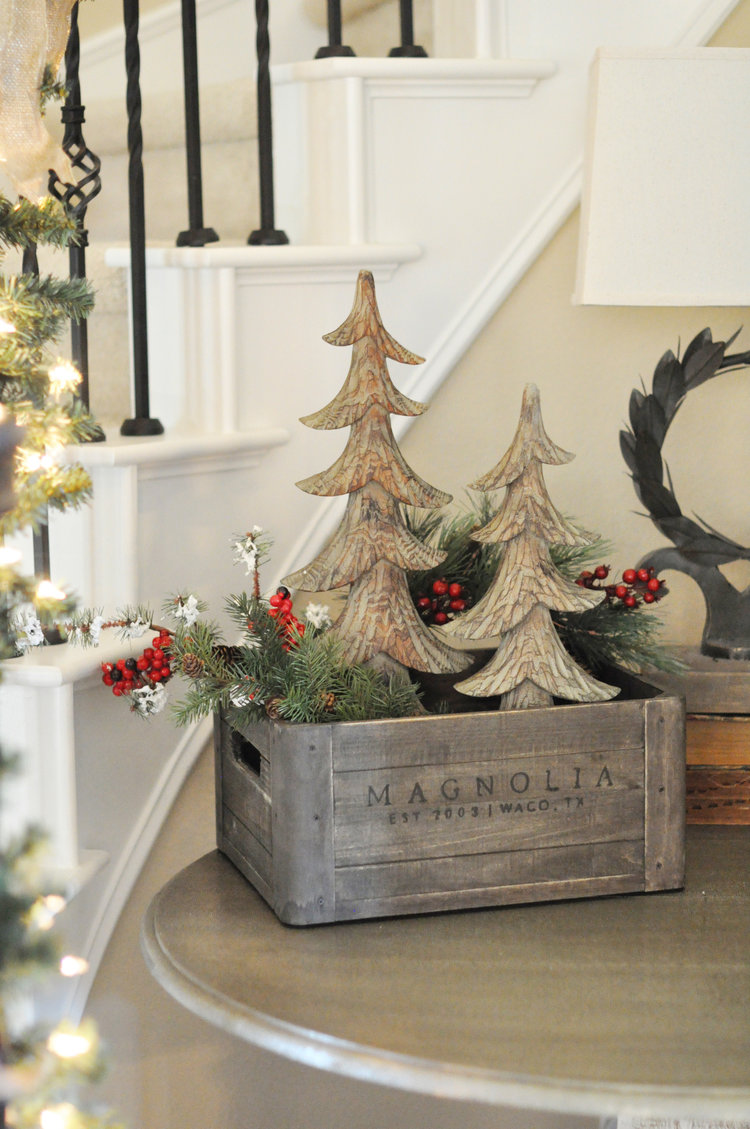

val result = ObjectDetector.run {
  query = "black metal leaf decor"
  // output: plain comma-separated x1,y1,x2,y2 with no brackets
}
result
621,328,750,659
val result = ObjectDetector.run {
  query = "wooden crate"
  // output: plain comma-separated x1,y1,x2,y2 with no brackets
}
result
647,649,750,825
214,670,685,925
685,714,750,825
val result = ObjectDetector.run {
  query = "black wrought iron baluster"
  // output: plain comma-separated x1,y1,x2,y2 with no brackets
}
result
389,0,427,57
120,0,164,436
177,0,219,246
248,0,288,245
49,1,104,436
19,242,53,579
315,0,355,59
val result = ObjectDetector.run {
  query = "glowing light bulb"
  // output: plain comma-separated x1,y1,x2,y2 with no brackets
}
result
43,893,67,915
48,361,81,394
47,1029,92,1059
59,954,89,977
0,546,22,566
18,449,42,473
37,580,67,602
40,1105,75,1129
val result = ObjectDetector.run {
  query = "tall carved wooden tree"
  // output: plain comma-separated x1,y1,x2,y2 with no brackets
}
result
446,383,618,709
283,270,468,676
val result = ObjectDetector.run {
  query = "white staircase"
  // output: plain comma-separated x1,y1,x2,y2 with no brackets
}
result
0,0,739,1021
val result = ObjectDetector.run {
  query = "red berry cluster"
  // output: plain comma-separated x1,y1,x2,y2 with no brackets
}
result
575,565,665,608
268,586,305,648
101,630,173,696
416,578,471,626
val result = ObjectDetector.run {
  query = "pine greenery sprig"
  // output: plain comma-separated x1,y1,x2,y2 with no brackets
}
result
0,196,79,253
0,274,94,341
407,496,679,677
405,493,502,605
169,590,422,728
554,600,684,677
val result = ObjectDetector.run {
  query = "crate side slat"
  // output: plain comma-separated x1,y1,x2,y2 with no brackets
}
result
213,712,226,846
334,871,647,921
332,701,646,773
219,807,273,904
644,695,686,891
221,745,272,849
333,747,645,865
335,838,644,903
270,725,336,925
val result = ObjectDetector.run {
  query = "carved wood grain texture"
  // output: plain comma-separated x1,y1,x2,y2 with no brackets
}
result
296,405,452,505
444,533,602,639
322,269,425,364
330,557,470,673
455,604,619,702
451,382,615,706
284,482,445,591
301,339,426,431
473,463,594,547
471,382,574,490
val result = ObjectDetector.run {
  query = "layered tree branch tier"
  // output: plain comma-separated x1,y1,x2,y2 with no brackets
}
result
284,269,468,675
447,384,619,709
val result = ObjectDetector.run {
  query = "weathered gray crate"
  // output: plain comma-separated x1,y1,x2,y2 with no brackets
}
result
214,670,685,925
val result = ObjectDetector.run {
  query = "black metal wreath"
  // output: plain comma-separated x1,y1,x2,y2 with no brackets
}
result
620,327,750,658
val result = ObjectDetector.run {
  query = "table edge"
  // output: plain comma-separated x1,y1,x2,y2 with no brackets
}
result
140,885,750,1119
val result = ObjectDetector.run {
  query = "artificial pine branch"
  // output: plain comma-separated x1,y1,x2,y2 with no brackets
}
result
0,273,94,332
0,196,78,252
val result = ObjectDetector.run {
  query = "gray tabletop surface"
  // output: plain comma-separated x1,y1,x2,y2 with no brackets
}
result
141,824,750,1119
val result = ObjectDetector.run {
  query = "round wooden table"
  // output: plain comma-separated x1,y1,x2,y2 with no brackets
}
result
142,824,750,1120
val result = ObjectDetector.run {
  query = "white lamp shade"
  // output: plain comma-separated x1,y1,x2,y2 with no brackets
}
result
574,47,750,305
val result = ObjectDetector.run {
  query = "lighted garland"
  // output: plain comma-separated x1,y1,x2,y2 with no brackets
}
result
620,327,750,568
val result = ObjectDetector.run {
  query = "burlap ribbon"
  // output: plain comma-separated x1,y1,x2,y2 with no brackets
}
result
0,0,77,200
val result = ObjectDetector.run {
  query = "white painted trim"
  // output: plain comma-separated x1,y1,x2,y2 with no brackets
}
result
47,849,110,901
55,428,290,468
272,57,557,86
677,0,742,44
80,0,236,67
65,718,212,1023
106,242,422,272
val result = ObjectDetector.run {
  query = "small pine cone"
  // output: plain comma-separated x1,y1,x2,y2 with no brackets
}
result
212,644,241,667
321,691,336,713
181,652,205,679
265,697,283,720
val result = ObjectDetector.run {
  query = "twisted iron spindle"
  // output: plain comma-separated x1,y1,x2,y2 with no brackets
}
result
19,243,53,582
315,0,355,59
389,0,427,57
120,0,164,435
49,2,104,434
248,0,288,245
176,0,219,246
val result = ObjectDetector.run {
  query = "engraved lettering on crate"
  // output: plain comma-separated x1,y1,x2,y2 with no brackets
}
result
334,838,646,906
333,748,645,866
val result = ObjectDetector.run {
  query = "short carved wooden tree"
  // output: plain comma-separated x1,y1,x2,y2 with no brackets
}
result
284,270,469,676
446,384,618,709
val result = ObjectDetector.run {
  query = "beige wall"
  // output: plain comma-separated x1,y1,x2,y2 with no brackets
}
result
79,0,167,38
401,209,750,652
401,0,750,652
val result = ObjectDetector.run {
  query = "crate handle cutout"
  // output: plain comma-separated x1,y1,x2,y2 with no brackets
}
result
230,728,261,778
